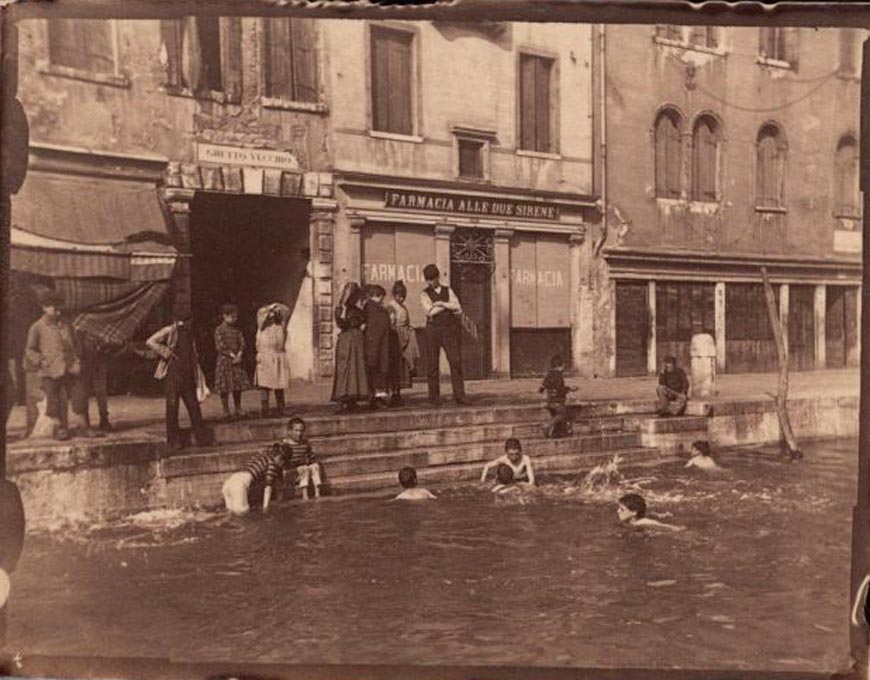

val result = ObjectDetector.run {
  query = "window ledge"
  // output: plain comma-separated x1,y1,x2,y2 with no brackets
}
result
655,196,684,204
455,174,490,184
368,130,424,144
834,211,862,220
38,62,130,88
516,149,561,161
161,84,239,105
756,56,794,70
260,97,328,114
652,36,726,57
755,205,787,214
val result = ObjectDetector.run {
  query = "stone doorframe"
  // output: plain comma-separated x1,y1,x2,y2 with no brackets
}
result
160,163,338,380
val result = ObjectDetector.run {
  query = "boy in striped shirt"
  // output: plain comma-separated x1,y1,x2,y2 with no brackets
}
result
222,442,293,515
282,417,323,501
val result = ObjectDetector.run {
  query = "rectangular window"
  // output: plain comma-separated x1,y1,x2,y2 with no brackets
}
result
759,27,799,68
263,18,318,103
161,17,242,101
48,19,115,74
656,25,683,42
370,27,414,135
519,53,555,153
458,139,484,179
688,26,719,49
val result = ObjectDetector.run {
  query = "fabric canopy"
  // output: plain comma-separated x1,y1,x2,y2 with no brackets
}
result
72,280,170,348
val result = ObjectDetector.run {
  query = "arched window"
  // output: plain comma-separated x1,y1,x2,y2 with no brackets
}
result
655,108,683,199
756,124,787,208
835,135,859,216
691,116,720,202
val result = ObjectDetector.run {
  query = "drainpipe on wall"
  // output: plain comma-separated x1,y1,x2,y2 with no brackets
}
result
594,23,608,258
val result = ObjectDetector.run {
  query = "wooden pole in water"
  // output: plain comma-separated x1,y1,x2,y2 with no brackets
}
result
849,34,870,679
760,266,801,460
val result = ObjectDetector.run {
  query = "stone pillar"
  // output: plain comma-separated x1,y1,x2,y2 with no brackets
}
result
569,229,588,376
714,282,726,372
348,215,365,284
434,222,454,285
491,228,513,378
647,280,657,375
853,284,863,367
161,187,196,320
690,333,717,397
815,283,827,369
310,200,339,380
779,283,790,356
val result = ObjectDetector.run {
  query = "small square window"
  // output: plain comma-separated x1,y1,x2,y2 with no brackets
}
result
458,139,484,179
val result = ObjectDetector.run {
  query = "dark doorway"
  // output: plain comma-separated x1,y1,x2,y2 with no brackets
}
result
450,229,493,381
189,193,310,386
615,281,649,377
826,285,859,368
788,285,816,371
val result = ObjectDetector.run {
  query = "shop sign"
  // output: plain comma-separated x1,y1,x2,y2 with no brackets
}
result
196,142,300,171
511,268,566,288
385,189,560,221
363,262,427,284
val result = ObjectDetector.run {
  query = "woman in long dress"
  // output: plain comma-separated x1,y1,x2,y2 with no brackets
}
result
386,280,419,406
255,303,291,418
331,282,369,413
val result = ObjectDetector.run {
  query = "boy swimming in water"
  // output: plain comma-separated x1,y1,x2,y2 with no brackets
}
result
480,438,536,486
491,463,523,495
685,440,720,470
617,493,684,531
395,466,437,500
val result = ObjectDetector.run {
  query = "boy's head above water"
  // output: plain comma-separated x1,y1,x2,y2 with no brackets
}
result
617,493,646,521
495,463,515,485
398,466,418,489
504,438,523,464
691,440,711,457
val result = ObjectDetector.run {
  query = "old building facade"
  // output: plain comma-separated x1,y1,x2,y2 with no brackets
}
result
597,24,864,377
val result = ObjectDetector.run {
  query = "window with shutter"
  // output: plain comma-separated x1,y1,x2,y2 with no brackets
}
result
161,17,242,101
656,25,683,41
263,18,319,103
655,109,682,199
48,19,115,74
756,125,786,208
835,136,859,216
688,27,718,49
458,139,484,179
371,27,414,135
691,116,719,202
759,27,798,67
518,54,555,153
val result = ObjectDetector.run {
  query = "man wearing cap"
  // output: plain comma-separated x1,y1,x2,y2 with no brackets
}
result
24,290,80,440
420,264,466,405
656,355,689,417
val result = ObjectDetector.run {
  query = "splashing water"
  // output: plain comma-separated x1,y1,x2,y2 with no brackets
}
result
579,454,624,495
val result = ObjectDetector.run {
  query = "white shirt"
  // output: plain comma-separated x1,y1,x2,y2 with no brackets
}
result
420,285,462,320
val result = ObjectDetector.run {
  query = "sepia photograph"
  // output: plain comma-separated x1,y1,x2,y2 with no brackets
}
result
0,1,868,678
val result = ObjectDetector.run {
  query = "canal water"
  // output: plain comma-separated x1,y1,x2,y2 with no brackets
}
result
3,439,857,671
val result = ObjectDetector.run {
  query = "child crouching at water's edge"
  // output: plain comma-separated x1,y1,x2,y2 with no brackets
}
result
222,442,293,515
617,493,684,532
395,466,437,500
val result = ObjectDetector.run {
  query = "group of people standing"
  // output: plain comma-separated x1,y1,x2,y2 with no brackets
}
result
331,263,467,412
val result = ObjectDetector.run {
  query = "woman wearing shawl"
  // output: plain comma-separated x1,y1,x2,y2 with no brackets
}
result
331,282,369,413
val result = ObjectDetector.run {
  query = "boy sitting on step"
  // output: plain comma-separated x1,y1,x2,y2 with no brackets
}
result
283,417,322,500
539,355,577,438
222,442,293,515
395,466,437,500
480,438,536,487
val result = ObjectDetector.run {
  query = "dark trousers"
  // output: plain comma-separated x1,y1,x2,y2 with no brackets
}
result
71,359,109,425
546,402,573,437
42,374,73,430
425,323,465,403
165,372,207,447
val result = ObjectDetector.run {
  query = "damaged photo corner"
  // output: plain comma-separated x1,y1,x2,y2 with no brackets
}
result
0,0,869,679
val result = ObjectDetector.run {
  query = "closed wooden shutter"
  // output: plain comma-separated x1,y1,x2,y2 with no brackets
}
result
783,28,799,68
759,28,777,59
371,28,412,134
160,19,185,87
196,16,223,92
48,19,114,73
693,118,717,201
519,55,537,151
535,57,552,152
264,18,293,99
220,17,243,102
180,17,203,94
655,112,682,198
757,131,780,207
291,19,318,103
519,55,553,153
835,138,858,215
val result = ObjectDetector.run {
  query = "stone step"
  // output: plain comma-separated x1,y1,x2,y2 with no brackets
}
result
160,430,644,480
637,415,710,434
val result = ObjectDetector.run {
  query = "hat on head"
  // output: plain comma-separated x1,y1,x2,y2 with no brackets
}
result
423,264,440,281
663,355,677,364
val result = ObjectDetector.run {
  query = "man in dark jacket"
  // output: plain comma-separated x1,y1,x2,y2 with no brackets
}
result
362,285,391,408
420,264,466,406
657,355,689,417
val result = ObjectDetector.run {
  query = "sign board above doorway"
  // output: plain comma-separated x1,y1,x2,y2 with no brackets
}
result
385,189,560,221
195,143,300,171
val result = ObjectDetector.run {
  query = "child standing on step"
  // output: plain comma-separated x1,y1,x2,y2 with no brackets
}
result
214,304,250,420
480,438,536,487
255,303,291,418
539,354,577,438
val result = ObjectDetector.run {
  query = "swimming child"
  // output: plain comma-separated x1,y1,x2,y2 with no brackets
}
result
685,440,720,470
395,466,437,500
617,493,684,531
491,463,523,495
222,442,292,515
213,303,250,420
480,438,536,486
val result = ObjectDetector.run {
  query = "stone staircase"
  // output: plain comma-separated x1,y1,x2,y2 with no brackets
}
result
157,399,710,508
